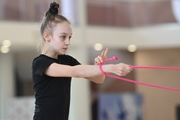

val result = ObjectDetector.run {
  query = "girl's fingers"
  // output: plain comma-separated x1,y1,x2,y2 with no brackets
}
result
95,56,103,64
96,56,103,63
95,48,109,65
101,50,105,57
101,48,108,60
104,48,108,57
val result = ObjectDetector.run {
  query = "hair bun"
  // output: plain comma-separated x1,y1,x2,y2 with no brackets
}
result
46,2,59,16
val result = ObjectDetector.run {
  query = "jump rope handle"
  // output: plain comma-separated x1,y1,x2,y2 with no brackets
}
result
103,56,118,63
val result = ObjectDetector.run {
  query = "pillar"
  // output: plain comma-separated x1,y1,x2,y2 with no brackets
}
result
0,53,15,119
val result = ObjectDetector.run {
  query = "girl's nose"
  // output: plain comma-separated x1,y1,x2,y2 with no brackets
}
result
65,39,70,45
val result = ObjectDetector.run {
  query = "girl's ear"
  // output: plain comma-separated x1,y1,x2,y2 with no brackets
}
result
43,31,51,42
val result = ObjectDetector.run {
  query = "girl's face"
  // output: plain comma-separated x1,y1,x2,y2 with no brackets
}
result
49,21,72,54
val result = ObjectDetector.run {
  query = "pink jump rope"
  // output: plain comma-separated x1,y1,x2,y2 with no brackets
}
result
99,56,180,92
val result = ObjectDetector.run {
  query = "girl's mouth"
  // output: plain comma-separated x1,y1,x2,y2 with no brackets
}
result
63,48,67,50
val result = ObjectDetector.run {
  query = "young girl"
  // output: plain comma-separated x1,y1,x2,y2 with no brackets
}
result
32,2,132,120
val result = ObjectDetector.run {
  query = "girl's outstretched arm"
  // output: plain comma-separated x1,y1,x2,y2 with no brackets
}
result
44,48,132,83
44,63,131,83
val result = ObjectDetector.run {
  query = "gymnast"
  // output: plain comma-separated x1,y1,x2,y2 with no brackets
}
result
31,2,132,120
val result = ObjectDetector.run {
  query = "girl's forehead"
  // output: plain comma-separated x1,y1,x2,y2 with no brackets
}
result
54,22,72,33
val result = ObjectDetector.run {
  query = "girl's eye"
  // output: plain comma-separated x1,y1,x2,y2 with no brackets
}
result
61,35,66,39
60,35,72,40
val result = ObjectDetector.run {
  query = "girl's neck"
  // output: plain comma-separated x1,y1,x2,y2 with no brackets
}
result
42,49,58,59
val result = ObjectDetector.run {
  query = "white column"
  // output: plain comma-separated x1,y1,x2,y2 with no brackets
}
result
69,0,91,120
61,0,78,25
171,0,180,23
69,48,91,120
0,53,15,119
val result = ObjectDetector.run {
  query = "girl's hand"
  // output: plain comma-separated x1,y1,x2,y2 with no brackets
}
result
113,63,132,76
94,48,108,65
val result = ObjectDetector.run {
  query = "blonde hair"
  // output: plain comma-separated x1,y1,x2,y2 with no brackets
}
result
37,2,70,52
